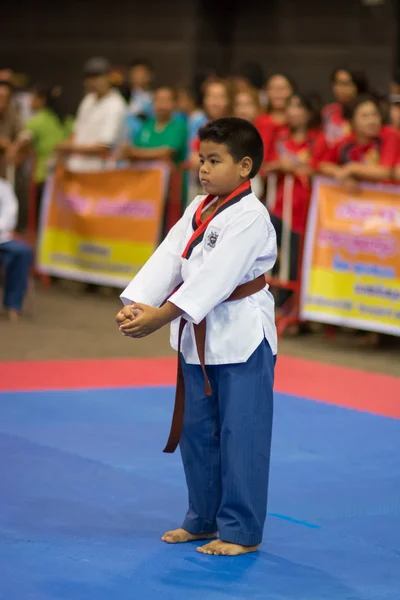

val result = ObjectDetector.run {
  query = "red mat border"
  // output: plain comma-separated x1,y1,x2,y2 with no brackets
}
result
0,355,399,418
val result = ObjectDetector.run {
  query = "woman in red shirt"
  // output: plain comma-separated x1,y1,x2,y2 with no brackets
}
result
322,68,369,146
319,95,399,189
233,87,276,160
232,87,274,198
267,93,327,309
256,73,295,138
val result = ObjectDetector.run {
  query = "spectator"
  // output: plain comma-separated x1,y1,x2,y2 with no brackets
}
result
58,57,126,172
0,81,22,177
319,95,399,190
0,68,32,125
257,73,295,136
117,87,187,164
8,84,71,222
176,86,207,152
322,68,369,146
0,68,13,83
267,93,327,313
127,59,154,120
389,95,400,131
12,73,33,126
233,87,277,162
0,178,33,321
233,87,273,197
190,79,232,166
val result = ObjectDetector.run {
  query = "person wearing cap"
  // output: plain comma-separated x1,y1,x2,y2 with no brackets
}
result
57,57,126,171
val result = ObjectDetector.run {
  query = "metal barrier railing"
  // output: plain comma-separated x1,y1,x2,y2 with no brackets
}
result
264,173,305,336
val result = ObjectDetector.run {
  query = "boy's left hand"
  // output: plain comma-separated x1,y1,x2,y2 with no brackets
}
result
119,303,164,338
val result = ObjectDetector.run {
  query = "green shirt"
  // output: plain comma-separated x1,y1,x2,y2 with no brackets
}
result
134,117,187,164
26,108,70,182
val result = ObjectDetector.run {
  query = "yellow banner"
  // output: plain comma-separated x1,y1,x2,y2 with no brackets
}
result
301,177,400,335
37,164,169,286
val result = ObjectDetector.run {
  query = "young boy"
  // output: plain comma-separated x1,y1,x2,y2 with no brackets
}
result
116,117,277,557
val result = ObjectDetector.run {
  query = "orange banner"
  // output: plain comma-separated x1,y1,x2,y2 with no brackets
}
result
37,164,169,286
301,177,400,335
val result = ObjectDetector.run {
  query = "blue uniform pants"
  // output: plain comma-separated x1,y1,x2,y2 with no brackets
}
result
180,339,275,546
0,239,33,311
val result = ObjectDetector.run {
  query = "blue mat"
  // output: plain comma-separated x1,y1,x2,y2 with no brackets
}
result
0,386,399,600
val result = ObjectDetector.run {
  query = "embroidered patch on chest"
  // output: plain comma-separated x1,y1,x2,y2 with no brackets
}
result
207,230,219,248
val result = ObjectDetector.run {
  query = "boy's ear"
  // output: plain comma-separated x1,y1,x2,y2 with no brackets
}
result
240,156,253,178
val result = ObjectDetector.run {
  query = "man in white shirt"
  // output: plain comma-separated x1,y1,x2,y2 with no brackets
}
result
0,178,33,321
115,118,277,557
58,57,126,172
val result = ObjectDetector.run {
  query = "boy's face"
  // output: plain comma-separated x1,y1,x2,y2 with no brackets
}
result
199,140,252,198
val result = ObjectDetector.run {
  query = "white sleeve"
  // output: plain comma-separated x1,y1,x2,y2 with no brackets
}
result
169,211,276,324
0,181,18,235
97,100,126,146
120,200,200,307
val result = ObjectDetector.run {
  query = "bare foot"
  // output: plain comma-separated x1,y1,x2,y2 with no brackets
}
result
161,528,217,544
6,309,19,322
196,539,259,556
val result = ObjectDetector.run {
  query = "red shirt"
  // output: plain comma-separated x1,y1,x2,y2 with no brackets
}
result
324,127,399,168
256,113,288,137
256,113,288,159
322,103,352,146
271,131,328,233
191,136,201,153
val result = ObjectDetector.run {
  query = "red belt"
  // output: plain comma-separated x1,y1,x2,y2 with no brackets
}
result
163,274,266,453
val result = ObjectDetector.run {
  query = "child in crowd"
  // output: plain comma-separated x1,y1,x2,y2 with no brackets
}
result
0,178,33,321
8,84,70,223
266,93,327,310
115,117,277,557
233,87,275,196
233,87,276,160
127,59,154,120
257,73,295,137
176,86,207,153
190,79,232,167
322,68,369,146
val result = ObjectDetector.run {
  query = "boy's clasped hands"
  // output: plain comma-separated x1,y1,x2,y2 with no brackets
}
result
116,303,164,338
116,301,183,338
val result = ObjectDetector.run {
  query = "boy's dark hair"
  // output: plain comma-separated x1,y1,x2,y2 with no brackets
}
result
198,117,264,179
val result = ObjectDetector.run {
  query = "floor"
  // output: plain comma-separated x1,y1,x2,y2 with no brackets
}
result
1,353,400,600
1,282,400,599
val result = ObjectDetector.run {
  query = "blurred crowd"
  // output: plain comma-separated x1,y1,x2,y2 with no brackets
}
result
1,57,400,335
